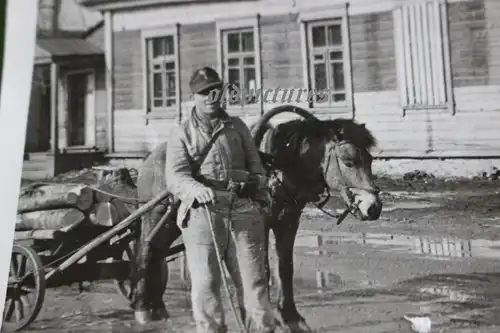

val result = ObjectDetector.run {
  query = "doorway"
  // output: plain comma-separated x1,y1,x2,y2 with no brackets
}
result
66,70,95,147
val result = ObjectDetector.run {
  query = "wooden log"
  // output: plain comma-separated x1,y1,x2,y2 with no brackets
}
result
89,202,118,227
15,208,86,231
14,219,83,240
93,181,138,212
111,198,132,221
44,188,172,281
94,183,114,203
15,230,58,240
88,198,132,227
17,184,94,213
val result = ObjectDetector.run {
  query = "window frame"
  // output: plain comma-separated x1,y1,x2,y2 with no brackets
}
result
141,25,181,119
299,4,354,113
216,15,262,114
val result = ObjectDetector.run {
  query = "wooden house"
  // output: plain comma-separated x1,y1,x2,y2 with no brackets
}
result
77,0,500,167
23,0,106,179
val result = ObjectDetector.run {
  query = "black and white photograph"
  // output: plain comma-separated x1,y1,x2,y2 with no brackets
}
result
2,0,500,332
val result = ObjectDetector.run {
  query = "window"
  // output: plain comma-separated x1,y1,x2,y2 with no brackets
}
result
307,19,347,105
221,28,258,106
145,35,177,109
393,0,453,114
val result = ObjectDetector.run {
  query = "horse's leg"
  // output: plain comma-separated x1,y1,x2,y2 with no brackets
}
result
148,203,182,321
272,204,310,333
132,210,154,324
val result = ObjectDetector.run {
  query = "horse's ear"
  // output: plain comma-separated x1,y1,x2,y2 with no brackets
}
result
328,128,342,142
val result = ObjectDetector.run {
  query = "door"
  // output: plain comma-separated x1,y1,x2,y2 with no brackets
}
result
66,71,95,147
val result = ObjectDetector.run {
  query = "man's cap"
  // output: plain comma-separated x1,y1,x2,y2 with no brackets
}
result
189,66,223,94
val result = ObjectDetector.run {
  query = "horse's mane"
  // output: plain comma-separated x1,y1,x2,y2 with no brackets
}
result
323,118,377,150
251,117,377,154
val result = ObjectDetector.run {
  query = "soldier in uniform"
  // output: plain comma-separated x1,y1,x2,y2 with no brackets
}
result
165,66,276,333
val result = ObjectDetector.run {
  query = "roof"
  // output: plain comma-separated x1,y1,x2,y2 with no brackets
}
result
81,0,252,11
35,38,104,64
38,0,102,33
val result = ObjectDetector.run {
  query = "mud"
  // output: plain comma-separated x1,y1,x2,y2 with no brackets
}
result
7,173,500,332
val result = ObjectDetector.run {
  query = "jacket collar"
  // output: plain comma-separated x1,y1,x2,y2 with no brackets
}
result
190,106,233,129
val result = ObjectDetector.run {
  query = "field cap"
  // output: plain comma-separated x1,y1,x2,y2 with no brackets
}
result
189,66,224,94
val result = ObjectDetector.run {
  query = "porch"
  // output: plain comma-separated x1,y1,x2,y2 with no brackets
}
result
24,37,107,180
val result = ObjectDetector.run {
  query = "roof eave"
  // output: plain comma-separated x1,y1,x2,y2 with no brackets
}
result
81,0,250,12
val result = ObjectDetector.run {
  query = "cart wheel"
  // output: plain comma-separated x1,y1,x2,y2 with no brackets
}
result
113,242,135,302
2,244,46,332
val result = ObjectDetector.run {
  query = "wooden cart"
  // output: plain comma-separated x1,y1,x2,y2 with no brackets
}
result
2,189,183,332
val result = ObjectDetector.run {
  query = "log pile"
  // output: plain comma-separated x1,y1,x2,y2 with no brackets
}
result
16,168,138,233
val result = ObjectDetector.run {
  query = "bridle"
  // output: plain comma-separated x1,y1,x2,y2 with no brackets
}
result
263,133,380,224
322,139,381,196
318,138,381,223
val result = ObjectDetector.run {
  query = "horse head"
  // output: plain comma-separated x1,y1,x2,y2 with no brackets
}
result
321,118,382,221
251,105,382,222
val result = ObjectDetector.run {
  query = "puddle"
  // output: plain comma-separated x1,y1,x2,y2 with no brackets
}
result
382,201,441,212
419,286,473,302
303,200,441,217
385,190,499,199
293,231,500,261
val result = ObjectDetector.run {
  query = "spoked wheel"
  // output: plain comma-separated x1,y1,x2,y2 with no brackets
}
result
2,244,46,332
113,240,135,302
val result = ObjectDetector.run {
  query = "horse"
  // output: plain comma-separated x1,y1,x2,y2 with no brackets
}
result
131,104,383,331
250,105,382,332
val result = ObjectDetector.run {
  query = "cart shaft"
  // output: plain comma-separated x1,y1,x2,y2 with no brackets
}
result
45,189,171,280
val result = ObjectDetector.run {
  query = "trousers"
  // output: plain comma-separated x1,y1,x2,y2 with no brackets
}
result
132,202,181,311
181,193,276,333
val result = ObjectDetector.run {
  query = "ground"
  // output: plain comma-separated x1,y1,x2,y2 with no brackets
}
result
8,169,500,333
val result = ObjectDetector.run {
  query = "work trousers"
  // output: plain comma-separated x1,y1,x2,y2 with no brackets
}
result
132,201,181,312
181,193,276,333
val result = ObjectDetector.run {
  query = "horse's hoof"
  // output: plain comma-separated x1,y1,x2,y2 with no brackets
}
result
151,307,170,321
286,320,312,333
134,310,151,325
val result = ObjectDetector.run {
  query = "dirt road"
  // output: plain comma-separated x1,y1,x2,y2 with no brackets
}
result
7,176,500,333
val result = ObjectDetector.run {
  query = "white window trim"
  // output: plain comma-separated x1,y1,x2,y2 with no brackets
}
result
298,3,354,114
216,15,262,114
141,24,181,121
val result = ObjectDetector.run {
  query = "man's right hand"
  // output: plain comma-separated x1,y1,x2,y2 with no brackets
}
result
193,186,216,205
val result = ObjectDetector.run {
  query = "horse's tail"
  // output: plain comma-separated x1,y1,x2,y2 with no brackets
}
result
250,105,321,148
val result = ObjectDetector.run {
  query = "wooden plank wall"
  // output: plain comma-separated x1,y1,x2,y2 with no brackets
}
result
350,12,397,93
179,22,218,103
112,30,147,152
260,13,303,91
109,0,500,157
449,0,499,87
356,0,500,157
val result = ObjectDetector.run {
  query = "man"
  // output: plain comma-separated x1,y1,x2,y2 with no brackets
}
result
165,66,276,333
